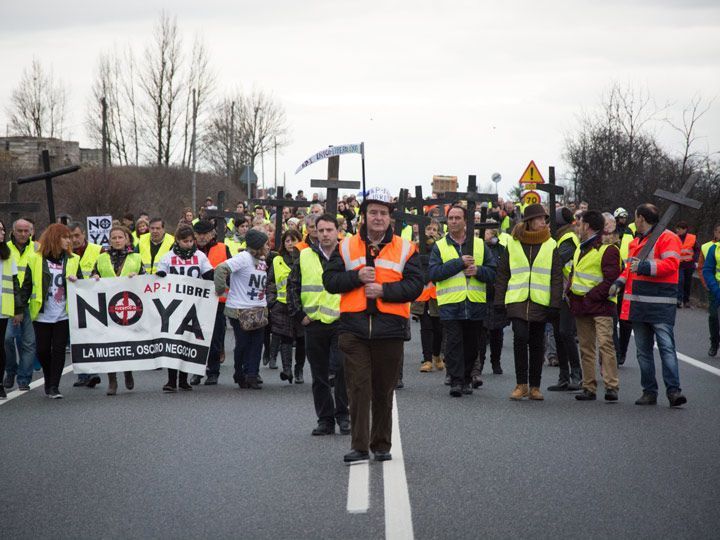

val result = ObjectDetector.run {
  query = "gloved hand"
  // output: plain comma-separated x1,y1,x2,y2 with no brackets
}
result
608,280,623,298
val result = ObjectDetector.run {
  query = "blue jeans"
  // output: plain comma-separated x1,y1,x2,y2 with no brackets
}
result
229,319,264,380
631,321,682,396
4,307,36,386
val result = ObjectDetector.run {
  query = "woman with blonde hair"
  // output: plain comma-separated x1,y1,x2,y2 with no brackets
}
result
20,224,83,399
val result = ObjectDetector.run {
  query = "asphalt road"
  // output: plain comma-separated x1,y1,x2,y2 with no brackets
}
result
1,307,718,539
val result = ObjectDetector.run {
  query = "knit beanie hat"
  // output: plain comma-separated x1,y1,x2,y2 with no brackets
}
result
245,228,268,250
556,207,574,226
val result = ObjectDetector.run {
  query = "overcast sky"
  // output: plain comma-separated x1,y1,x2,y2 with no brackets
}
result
1,0,719,199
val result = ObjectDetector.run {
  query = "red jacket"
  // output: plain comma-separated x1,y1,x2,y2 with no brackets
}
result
619,228,680,325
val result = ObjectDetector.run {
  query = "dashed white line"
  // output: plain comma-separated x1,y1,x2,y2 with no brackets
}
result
0,365,74,406
383,392,414,540
346,460,370,514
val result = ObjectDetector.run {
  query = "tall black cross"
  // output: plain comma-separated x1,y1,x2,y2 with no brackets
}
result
251,186,311,249
535,166,565,235
204,191,245,242
0,182,41,224
636,172,702,262
440,175,498,255
309,155,361,215
17,149,80,223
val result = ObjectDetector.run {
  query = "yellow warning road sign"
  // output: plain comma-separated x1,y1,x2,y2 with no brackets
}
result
518,160,545,184
522,190,541,205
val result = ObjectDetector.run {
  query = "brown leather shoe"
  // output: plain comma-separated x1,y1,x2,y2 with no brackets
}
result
432,355,446,371
529,387,544,401
509,384,529,400
107,373,118,396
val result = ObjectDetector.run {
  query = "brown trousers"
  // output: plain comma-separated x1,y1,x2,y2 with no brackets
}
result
339,333,403,453
575,315,619,393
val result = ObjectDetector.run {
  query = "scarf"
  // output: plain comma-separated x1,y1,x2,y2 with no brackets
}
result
172,242,197,259
511,223,551,245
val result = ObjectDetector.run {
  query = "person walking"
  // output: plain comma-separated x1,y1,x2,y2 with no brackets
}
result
429,205,496,397
91,225,143,395
288,214,350,436
266,229,305,383
699,223,720,356
414,221,445,374
675,221,699,308
156,224,214,392
214,229,270,390
20,224,83,399
567,210,622,401
611,204,687,407
3,219,38,392
494,204,563,401
0,220,23,400
189,220,232,385
323,187,423,463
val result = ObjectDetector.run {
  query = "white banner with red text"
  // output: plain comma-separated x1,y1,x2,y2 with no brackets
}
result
67,275,219,375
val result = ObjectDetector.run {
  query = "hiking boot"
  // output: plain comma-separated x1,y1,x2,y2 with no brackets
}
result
529,387,544,401
575,389,597,401
634,392,657,405
420,361,433,373
604,389,619,401
667,391,687,407
509,384,529,400
432,355,445,371
106,373,118,396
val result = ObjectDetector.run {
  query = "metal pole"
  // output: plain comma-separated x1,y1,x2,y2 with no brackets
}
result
228,101,235,184
360,142,366,197
101,96,108,181
190,88,198,213
274,137,277,192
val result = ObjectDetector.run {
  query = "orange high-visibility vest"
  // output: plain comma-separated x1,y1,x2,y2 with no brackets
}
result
207,243,228,303
416,282,437,302
680,233,696,262
339,233,416,318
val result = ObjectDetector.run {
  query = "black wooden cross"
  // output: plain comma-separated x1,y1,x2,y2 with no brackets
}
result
204,191,245,242
309,155,361,215
0,182,41,224
636,172,702,262
440,175,498,255
535,166,565,235
17,149,80,223
251,186,311,249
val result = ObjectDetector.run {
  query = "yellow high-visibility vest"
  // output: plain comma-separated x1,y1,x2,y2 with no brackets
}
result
78,243,102,278
1,257,15,317
435,236,486,305
138,234,175,274
272,255,291,304
505,237,556,306
558,231,579,279
96,252,142,277
28,254,80,320
299,248,340,323
570,243,620,304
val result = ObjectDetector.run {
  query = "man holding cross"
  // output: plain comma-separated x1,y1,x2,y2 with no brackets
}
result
611,204,687,407
429,204,496,396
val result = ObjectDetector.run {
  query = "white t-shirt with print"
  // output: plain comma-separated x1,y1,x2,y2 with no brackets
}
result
225,251,267,309
0,258,17,320
156,250,214,278
35,259,68,323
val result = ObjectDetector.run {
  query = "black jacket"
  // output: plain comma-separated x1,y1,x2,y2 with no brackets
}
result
20,254,84,316
323,226,424,340
287,242,337,326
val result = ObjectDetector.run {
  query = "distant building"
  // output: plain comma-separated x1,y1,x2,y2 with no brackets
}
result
0,136,101,170
432,175,458,194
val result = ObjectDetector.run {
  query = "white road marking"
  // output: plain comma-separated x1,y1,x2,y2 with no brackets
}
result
383,392,414,540
346,460,370,514
0,365,74,406
676,350,720,377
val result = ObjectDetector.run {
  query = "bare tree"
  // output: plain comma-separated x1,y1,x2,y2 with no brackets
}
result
139,11,184,166
7,57,67,138
180,36,216,168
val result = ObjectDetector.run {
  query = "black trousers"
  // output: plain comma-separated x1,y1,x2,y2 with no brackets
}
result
477,327,503,369
207,303,226,376
511,319,545,387
33,319,69,392
552,302,581,382
444,319,480,386
305,321,348,426
0,318,8,380
614,289,633,359
419,308,442,362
